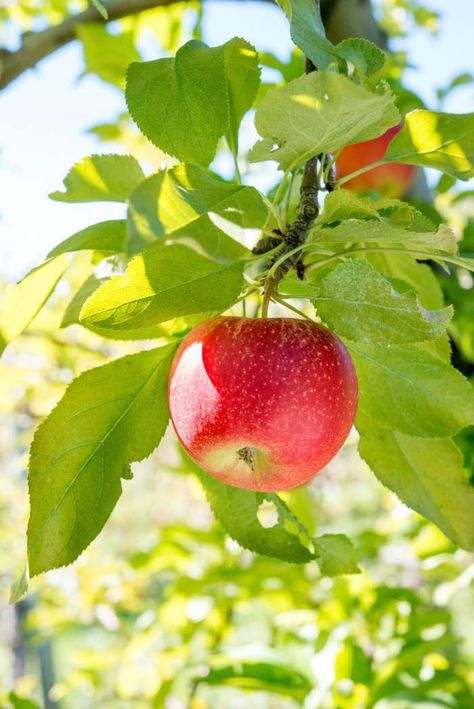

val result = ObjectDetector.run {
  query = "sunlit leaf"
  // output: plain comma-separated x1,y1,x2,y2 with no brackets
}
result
9,566,28,604
50,154,145,202
80,244,244,330
366,252,451,360
127,39,233,165
359,423,474,550
311,220,457,254
336,37,386,77
313,259,452,345
350,342,474,437
251,71,399,170
317,189,381,223
62,272,212,341
77,23,139,88
127,163,264,254
28,346,176,575
48,220,127,257
385,110,474,180
224,37,261,152
314,535,360,575
276,0,337,70
0,256,69,354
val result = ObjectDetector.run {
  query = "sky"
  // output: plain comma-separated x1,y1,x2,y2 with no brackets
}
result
0,0,473,280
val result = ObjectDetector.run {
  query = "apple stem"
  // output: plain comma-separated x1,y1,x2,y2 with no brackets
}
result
336,159,385,187
237,446,258,470
261,276,277,318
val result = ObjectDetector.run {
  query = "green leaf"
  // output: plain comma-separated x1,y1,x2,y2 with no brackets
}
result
80,243,244,330
27,346,175,575
0,256,69,354
317,191,436,232
194,463,359,574
358,423,474,550
437,72,474,103
127,164,264,255
318,189,381,223
50,154,145,203
366,252,451,360
336,38,386,77
311,220,457,254
224,37,261,152
251,72,399,171
375,198,438,231
77,23,140,88
126,40,229,166
314,535,360,575
47,220,127,257
90,0,108,19
61,274,105,328
62,274,212,340
367,253,446,310
349,342,474,438
444,253,474,272
195,468,312,563
276,0,337,70
384,110,474,181
313,260,452,345
201,648,313,700
161,217,249,263
9,566,28,604
7,693,40,709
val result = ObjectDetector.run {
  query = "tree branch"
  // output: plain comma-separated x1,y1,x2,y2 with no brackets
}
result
0,0,275,91
321,0,388,47
0,0,383,92
259,52,320,317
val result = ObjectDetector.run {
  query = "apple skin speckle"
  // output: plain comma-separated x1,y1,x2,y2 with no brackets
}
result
168,317,358,491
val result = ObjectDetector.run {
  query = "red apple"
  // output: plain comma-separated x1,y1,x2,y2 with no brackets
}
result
168,317,358,492
335,123,416,197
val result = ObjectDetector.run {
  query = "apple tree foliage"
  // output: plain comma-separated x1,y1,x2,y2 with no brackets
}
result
1,0,474,592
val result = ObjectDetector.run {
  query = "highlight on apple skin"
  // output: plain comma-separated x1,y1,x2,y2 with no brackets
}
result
335,123,417,197
168,317,359,492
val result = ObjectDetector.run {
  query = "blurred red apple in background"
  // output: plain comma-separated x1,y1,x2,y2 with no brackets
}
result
168,317,358,492
336,123,416,197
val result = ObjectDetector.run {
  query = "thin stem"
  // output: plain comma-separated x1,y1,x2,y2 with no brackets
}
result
336,159,384,187
225,135,242,184
323,153,337,184
272,295,314,321
305,244,463,273
316,153,326,189
241,242,286,265
260,193,286,233
267,244,307,278
283,171,296,224
232,150,242,184
233,155,242,184
261,276,277,318
233,287,259,305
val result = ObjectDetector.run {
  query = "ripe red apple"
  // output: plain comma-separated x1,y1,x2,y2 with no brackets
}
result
168,317,358,492
335,123,416,197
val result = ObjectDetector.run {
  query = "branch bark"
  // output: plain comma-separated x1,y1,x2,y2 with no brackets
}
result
0,0,381,92
0,0,431,201
0,0,249,91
